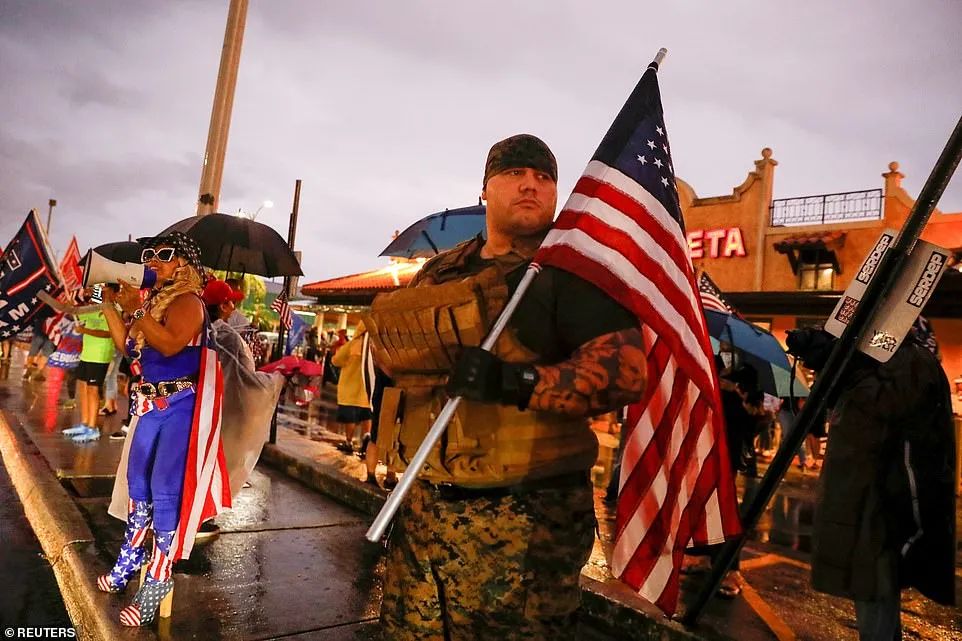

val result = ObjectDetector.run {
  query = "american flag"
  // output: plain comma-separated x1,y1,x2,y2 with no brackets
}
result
534,60,741,615
168,317,232,561
697,270,733,313
271,293,293,330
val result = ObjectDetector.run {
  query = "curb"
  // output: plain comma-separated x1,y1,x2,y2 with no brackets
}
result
261,441,386,517
0,411,124,641
262,430,707,641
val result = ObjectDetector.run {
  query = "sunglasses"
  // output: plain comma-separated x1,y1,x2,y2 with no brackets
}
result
141,247,177,263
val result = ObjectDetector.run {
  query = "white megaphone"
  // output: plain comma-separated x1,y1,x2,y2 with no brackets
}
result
82,251,158,289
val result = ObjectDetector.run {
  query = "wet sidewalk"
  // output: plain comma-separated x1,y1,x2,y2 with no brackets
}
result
1,351,959,640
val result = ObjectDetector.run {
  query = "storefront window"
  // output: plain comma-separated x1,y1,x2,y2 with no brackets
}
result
798,262,834,290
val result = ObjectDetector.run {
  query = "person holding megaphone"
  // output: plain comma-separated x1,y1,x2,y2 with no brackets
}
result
90,231,230,628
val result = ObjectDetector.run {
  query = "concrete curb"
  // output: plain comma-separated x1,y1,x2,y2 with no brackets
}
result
0,411,125,641
262,429,708,641
261,442,386,517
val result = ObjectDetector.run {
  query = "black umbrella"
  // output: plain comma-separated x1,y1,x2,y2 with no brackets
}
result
153,214,302,277
90,241,143,263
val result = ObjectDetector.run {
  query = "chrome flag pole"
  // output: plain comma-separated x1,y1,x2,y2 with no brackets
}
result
365,263,542,541
366,46,670,544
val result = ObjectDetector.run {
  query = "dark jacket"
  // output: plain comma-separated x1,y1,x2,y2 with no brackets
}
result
811,339,956,605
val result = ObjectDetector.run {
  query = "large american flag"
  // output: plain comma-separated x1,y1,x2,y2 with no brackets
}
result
697,270,733,314
534,60,741,615
271,293,293,330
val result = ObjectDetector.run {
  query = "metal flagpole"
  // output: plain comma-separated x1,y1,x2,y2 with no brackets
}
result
270,179,302,444
366,262,542,541
682,112,962,625
366,46,670,544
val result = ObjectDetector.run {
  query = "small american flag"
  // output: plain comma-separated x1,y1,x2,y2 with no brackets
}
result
534,59,741,615
271,293,293,331
697,271,733,313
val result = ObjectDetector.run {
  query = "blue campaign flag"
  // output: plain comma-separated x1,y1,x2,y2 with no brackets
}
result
0,211,63,340
285,313,307,356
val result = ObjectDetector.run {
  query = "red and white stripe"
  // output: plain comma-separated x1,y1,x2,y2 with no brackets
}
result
168,335,231,561
536,161,740,615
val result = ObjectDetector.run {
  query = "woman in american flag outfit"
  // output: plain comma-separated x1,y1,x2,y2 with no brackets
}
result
97,231,230,627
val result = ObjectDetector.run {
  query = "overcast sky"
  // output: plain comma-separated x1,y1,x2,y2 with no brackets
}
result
1,0,960,284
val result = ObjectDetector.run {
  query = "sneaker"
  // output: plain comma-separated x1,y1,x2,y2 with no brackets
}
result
335,441,354,454
62,399,77,409
109,431,127,440
62,423,89,436
72,427,101,442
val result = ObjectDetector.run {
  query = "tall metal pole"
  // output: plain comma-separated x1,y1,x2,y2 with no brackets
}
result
195,0,248,216
269,179,302,444
683,113,962,626
45,199,57,235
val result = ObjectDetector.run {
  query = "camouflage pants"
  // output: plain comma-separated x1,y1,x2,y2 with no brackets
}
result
380,477,597,641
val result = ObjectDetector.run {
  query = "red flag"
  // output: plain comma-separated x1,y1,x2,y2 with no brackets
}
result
534,62,741,615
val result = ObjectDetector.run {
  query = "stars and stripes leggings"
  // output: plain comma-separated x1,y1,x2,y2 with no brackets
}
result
126,390,194,531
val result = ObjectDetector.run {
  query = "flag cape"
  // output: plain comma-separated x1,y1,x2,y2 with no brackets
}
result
169,317,232,561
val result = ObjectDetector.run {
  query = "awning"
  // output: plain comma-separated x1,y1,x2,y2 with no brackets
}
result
301,261,423,303
773,231,845,273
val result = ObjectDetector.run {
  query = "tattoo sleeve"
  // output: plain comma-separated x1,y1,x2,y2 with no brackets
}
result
527,327,646,416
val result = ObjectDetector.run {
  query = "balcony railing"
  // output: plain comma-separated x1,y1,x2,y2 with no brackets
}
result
770,188,882,227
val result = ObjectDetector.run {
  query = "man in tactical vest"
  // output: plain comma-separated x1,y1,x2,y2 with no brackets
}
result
364,134,647,640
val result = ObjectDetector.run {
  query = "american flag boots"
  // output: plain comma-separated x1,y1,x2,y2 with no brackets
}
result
97,499,152,593
119,529,175,627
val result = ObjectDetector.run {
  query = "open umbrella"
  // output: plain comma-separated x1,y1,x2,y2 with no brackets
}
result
258,354,323,377
381,205,486,259
153,214,302,277
90,241,143,264
709,336,810,398
703,309,790,369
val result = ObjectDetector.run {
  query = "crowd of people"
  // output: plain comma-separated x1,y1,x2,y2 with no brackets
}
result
3,131,954,640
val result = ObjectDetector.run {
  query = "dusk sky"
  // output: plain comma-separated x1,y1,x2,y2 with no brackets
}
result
1,0,960,285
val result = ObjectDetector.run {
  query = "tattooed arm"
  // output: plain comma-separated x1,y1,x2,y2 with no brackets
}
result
527,327,646,416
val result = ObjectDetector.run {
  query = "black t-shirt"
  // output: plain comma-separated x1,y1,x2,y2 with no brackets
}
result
462,252,637,364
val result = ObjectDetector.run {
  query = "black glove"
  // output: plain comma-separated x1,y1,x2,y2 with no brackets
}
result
446,346,540,410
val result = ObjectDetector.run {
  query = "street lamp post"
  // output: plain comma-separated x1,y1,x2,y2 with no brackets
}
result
46,199,57,235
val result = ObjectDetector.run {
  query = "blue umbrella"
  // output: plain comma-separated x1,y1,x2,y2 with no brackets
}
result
703,309,790,370
709,335,810,398
380,205,486,259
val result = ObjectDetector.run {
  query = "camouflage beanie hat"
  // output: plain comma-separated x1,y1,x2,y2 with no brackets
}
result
483,134,557,186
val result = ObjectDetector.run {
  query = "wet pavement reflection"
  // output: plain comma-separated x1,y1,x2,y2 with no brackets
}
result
0,453,72,629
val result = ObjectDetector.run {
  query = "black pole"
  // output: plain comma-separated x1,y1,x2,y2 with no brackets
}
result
270,178,303,444
683,113,962,626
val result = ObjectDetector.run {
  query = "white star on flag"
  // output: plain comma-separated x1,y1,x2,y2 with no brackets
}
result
637,155,647,164
654,158,663,168
647,140,656,149
656,125,664,135
661,176,670,187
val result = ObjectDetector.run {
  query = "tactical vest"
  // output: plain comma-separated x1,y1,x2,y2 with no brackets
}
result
362,242,598,488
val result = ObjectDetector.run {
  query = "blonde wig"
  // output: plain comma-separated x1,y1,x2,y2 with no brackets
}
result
133,259,205,351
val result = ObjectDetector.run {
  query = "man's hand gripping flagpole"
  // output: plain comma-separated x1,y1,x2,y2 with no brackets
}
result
365,47,670,544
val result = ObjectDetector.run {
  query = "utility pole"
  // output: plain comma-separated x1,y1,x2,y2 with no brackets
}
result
46,199,57,235
195,0,248,216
